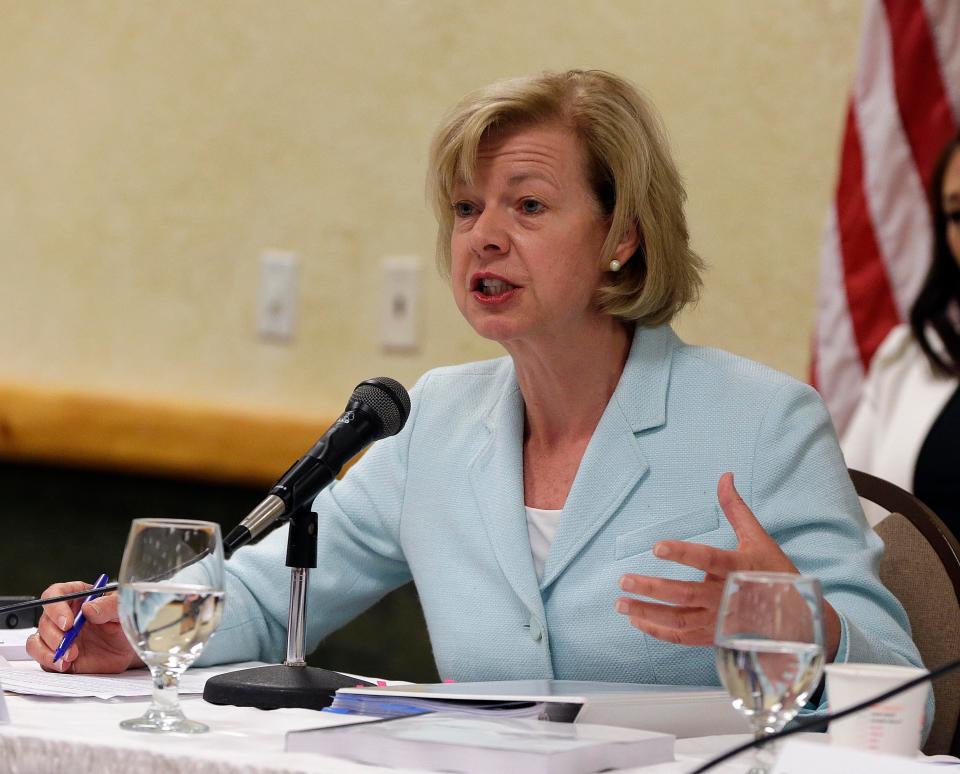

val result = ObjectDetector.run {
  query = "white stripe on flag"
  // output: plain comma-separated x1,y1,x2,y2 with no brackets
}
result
816,206,865,434
924,0,960,124
814,0,958,435
852,2,932,319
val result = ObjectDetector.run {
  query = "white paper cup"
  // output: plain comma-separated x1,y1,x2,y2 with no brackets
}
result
825,663,929,757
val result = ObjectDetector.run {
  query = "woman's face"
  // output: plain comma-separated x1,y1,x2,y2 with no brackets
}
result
448,123,618,347
943,147,960,266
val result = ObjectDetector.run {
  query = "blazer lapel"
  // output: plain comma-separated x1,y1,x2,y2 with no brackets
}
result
540,325,676,590
468,373,545,618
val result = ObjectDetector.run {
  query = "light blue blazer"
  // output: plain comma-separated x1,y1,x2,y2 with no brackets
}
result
200,325,923,710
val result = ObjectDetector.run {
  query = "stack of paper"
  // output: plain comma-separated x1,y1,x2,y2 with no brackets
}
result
0,661,266,700
334,679,750,737
287,712,674,773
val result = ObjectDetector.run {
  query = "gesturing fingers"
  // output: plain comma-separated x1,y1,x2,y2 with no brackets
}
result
615,472,803,651
619,573,724,609
652,540,742,577
616,596,715,631
717,472,767,544
619,607,716,646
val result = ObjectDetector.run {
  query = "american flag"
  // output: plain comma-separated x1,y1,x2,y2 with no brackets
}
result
814,0,959,435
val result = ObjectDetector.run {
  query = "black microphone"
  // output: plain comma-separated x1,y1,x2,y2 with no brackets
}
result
222,377,410,558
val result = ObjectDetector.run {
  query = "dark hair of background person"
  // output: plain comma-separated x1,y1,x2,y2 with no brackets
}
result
910,131,960,376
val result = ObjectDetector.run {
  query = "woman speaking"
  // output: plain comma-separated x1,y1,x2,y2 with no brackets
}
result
29,70,921,698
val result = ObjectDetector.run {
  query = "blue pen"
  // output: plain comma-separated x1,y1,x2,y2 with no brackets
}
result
53,573,109,664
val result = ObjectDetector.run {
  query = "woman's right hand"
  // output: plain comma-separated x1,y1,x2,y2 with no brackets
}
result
26,581,143,674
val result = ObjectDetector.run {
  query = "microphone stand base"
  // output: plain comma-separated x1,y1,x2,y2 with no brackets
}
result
202,664,373,711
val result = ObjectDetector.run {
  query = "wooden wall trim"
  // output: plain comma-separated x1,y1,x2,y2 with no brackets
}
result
0,383,335,485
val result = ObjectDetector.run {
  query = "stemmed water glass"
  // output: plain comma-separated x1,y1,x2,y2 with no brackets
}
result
715,571,825,773
117,518,225,734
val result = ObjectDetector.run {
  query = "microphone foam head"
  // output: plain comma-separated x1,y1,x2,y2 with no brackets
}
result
351,377,411,437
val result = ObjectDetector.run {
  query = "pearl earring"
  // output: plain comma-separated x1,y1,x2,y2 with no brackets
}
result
609,259,622,272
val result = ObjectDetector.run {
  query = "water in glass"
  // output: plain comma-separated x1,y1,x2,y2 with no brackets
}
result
715,571,825,773
117,519,225,734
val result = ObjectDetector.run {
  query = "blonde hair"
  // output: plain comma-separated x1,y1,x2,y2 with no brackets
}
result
427,69,703,324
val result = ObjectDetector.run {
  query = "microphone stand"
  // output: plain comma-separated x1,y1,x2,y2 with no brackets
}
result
202,503,373,710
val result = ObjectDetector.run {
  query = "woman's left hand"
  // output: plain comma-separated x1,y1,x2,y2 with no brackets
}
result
615,472,841,661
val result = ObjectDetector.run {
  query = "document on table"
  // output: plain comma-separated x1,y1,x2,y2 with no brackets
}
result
0,661,268,700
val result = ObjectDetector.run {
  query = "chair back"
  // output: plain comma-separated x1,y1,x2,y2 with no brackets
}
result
849,468,960,757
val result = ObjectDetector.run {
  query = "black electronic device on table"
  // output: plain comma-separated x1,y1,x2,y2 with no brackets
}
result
0,597,39,629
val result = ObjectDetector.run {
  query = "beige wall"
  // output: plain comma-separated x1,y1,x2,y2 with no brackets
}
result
0,1,864,419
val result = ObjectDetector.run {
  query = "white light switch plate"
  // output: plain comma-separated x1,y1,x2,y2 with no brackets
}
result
258,249,298,341
382,255,421,350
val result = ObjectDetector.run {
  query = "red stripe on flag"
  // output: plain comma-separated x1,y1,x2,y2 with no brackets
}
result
884,0,958,187
835,105,902,368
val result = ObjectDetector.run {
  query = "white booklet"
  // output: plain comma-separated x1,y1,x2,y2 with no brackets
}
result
286,712,674,773
334,679,750,739
0,628,34,661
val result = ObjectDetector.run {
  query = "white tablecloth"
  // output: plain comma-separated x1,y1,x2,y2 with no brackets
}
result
0,662,765,774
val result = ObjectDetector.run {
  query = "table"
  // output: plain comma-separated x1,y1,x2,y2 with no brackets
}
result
0,661,765,773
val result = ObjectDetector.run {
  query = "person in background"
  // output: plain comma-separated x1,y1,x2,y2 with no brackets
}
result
843,132,960,531
29,71,923,721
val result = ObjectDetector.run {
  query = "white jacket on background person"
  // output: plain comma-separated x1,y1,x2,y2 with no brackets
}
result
841,324,958,525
